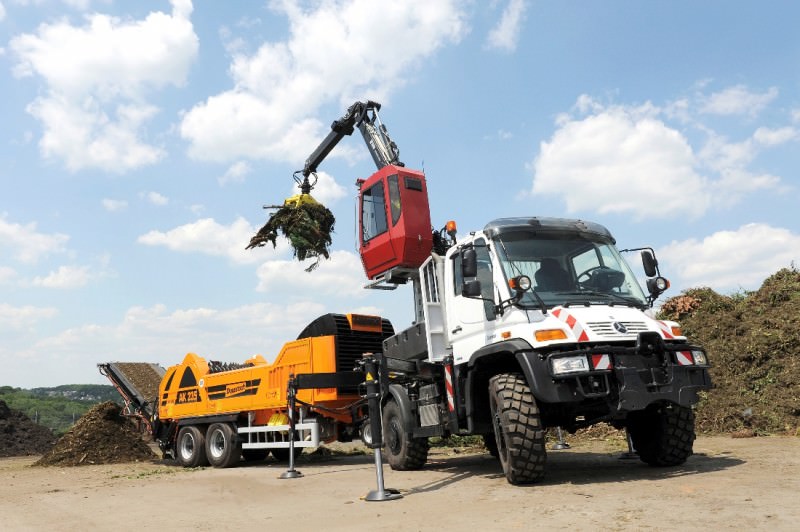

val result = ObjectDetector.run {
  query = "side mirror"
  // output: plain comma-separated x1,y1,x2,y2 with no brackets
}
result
462,279,482,298
641,250,658,278
462,248,477,278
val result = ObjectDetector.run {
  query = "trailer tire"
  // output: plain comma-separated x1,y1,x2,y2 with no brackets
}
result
628,402,695,467
382,400,429,470
205,423,241,468
489,373,546,484
176,425,209,468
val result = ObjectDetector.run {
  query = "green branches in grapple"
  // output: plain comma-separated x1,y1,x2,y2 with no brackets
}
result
246,194,335,272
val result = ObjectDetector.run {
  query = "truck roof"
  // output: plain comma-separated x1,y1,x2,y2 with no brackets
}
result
482,217,615,243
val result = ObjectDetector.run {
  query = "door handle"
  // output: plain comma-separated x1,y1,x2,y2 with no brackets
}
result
451,326,462,334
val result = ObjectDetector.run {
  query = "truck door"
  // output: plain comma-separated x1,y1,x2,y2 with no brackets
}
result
446,238,497,365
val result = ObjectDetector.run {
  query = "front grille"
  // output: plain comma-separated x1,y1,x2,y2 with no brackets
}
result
585,321,649,337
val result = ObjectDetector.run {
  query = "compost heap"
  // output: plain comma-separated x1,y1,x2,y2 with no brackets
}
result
247,193,335,272
0,400,57,457
34,401,156,466
659,267,800,436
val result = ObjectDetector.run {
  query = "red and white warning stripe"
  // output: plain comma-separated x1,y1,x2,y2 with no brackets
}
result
676,351,694,366
591,354,612,370
551,307,589,342
654,320,675,339
444,364,455,412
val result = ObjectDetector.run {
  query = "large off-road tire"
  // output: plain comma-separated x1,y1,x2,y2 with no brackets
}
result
382,400,429,470
176,425,209,468
488,373,546,484
627,402,696,466
205,423,241,468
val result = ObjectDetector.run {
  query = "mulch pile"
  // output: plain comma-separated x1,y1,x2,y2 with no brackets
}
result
34,401,156,466
659,267,800,436
0,400,57,457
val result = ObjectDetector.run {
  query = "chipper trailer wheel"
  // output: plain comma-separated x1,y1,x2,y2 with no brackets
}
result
205,423,241,468
488,373,546,484
177,425,210,468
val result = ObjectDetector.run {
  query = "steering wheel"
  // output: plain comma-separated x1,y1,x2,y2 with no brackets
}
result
576,266,604,285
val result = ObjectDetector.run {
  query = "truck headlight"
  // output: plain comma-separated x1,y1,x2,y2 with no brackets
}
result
691,350,708,365
551,356,589,375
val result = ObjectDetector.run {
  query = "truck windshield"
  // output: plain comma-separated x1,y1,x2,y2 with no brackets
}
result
493,230,648,308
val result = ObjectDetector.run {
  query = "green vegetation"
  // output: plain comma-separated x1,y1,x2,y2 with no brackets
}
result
658,267,800,435
0,385,120,435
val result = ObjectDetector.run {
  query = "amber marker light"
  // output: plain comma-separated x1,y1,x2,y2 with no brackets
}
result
445,220,457,233
671,326,683,337
535,329,568,342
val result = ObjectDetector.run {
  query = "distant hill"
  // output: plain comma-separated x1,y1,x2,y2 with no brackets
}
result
0,384,121,435
659,267,800,435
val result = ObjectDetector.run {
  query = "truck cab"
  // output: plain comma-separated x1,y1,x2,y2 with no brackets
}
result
381,216,712,484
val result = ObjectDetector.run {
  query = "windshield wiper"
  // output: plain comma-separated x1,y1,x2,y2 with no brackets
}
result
555,290,644,308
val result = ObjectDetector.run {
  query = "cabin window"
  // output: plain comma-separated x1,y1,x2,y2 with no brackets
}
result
388,175,402,226
361,180,389,242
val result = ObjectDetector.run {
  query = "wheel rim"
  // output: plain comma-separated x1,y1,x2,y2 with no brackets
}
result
180,432,195,461
209,429,225,459
386,418,402,455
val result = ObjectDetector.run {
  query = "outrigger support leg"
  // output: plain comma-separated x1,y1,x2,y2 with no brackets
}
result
362,354,402,502
280,375,303,479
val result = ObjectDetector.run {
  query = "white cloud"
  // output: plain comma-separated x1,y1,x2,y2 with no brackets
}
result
299,171,347,205
137,216,268,264
0,266,16,284
144,191,169,206
0,303,58,330
102,198,128,212
180,0,467,165
0,214,70,263
0,2,6,21
532,102,711,219
9,0,198,172
31,264,90,288
218,160,252,186
700,85,778,117
533,91,790,220
659,224,800,292
257,249,366,297
752,126,798,146
486,0,527,52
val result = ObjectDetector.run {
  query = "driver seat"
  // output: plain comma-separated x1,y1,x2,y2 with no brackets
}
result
535,258,572,291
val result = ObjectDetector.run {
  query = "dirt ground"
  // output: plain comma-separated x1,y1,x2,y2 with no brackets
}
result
1,435,798,531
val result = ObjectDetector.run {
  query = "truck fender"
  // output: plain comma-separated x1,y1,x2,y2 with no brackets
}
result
385,383,415,433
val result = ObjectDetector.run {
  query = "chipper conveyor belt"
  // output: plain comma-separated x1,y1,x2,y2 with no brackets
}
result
98,362,165,424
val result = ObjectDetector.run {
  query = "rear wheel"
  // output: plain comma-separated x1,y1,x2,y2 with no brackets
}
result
488,373,546,484
628,402,696,466
205,423,241,468
176,425,209,468
382,400,429,470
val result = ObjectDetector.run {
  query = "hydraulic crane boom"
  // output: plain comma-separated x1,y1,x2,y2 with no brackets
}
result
302,100,404,183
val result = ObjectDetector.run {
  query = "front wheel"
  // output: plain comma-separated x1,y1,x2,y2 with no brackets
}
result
176,425,209,468
205,423,241,468
489,373,546,484
627,402,696,466
382,400,429,470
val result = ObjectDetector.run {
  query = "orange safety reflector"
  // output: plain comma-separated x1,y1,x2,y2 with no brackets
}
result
501,331,511,339
671,326,683,337
535,329,568,342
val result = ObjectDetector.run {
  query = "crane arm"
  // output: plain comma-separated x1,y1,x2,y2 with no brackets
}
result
301,100,404,180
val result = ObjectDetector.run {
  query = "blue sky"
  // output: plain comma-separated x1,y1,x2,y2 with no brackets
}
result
2,1,799,387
